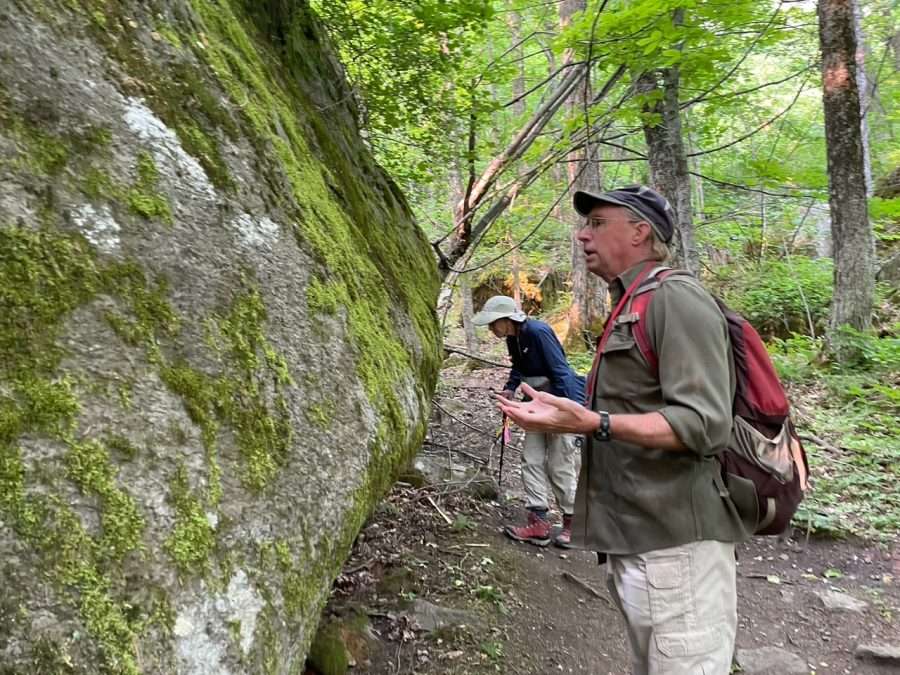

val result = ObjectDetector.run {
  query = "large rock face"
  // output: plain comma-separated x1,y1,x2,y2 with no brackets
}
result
0,1,440,673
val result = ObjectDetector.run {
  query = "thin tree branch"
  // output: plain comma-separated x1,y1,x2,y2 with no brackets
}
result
687,74,810,157
690,171,823,198
443,345,509,369
680,1,784,108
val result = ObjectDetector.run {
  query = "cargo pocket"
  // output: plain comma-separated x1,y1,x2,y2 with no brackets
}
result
646,556,690,628
650,626,725,675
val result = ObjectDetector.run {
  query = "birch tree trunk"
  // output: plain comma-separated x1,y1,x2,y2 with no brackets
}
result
818,0,876,348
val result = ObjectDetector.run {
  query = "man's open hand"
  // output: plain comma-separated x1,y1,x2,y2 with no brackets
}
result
494,383,597,434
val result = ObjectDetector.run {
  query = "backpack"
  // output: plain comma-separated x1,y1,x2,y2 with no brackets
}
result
611,265,809,536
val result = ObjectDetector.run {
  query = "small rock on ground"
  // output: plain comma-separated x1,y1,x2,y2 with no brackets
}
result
814,588,869,612
405,599,478,633
735,646,808,674
854,643,900,665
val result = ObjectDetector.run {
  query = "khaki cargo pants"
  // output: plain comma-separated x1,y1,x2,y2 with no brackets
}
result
521,431,578,514
606,540,737,675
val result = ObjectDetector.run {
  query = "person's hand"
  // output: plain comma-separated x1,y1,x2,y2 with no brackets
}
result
494,383,597,434
499,389,516,400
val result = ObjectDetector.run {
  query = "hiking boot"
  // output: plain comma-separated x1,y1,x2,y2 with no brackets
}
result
554,514,573,549
504,511,551,547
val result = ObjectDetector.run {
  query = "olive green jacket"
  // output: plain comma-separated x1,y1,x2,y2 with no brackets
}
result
573,262,749,555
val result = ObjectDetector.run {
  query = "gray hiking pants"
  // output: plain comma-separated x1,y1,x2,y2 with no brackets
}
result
521,431,578,514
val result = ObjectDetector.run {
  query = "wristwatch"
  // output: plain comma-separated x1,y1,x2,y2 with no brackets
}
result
592,410,612,442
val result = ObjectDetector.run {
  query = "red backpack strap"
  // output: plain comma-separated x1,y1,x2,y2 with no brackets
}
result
630,268,690,375
584,261,657,404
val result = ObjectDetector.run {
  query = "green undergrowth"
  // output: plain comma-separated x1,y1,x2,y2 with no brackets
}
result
711,257,834,340
770,329,900,540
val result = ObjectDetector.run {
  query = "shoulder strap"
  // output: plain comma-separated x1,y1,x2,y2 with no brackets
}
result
630,268,692,375
584,261,657,405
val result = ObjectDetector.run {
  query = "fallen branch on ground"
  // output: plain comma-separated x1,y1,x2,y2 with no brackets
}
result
798,433,845,454
425,495,453,525
432,400,525,453
443,345,509,369
562,571,611,605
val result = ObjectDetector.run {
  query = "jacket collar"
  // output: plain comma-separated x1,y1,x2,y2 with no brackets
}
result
609,260,656,303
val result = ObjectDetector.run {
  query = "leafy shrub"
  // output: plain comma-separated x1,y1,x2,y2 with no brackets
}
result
711,257,833,339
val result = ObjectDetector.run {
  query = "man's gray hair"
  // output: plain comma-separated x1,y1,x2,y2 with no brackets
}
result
648,228,670,263
623,207,670,262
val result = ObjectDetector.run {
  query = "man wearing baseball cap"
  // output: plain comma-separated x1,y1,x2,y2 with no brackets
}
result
497,185,747,674
472,295,585,547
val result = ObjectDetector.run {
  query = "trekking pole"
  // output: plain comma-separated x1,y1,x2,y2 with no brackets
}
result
498,413,510,486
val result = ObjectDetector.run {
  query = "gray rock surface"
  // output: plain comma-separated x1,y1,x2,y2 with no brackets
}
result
735,646,809,674
406,600,479,633
854,643,900,665
814,588,870,612
0,1,439,673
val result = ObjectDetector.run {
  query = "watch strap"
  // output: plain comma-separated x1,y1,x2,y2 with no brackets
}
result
593,410,611,442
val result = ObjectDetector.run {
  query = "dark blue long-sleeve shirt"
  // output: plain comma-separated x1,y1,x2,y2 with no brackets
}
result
504,319,586,404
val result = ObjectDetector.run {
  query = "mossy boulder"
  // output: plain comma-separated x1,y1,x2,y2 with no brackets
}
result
0,1,439,673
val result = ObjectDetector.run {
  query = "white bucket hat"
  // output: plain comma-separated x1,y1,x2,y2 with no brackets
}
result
472,295,527,326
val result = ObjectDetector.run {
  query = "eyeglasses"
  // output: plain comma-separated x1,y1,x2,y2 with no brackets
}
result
579,216,643,231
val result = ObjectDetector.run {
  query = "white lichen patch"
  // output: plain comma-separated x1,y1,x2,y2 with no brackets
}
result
122,98,216,200
215,569,264,654
172,569,263,674
172,602,231,675
229,213,280,249
71,204,121,254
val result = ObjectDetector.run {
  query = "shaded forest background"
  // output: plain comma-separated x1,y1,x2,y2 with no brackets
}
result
308,0,900,540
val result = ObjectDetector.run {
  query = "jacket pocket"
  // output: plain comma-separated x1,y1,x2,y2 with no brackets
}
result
597,327,640,399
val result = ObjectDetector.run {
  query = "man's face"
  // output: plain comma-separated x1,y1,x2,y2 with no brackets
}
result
575,204,647,282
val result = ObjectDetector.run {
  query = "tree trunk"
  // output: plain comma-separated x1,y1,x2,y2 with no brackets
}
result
560,0,606,349
852,0,873,196
635,9,697,276
507,5,527,117
818,0,876,346
459,272,478,353
440,63,588,276
637,63,697,276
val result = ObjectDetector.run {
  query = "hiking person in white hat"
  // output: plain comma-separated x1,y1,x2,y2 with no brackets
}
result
473,295,585,547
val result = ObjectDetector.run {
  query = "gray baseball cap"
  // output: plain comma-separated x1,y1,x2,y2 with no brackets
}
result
472,295,526,326
573,185,676,244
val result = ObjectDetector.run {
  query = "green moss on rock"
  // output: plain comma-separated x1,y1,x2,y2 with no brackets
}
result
164,465,216,574
306,277,341,316
65,439,145,561
126,151,173,223
306,621,350,675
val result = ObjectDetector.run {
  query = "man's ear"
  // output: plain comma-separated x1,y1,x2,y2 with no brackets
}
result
632,220,653,246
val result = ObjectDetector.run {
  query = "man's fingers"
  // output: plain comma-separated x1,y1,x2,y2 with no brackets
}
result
519,382,538,398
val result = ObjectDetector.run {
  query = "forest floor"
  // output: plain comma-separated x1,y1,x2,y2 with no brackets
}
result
308,364,900,675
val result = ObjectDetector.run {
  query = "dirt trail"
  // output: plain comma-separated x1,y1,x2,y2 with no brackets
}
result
311,366,900,675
